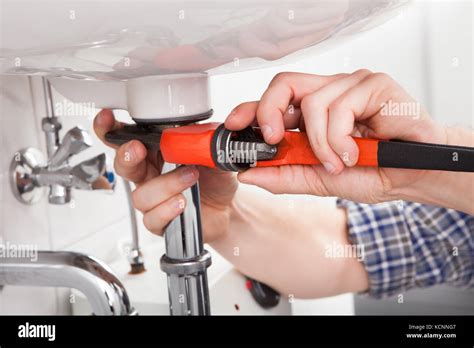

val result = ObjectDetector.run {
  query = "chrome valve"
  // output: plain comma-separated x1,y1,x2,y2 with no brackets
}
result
10,117,115,205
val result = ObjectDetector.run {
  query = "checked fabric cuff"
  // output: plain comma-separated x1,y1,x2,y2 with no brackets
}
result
336,199,474,298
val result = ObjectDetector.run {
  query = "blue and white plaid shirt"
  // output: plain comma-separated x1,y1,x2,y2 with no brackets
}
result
337,199,474,298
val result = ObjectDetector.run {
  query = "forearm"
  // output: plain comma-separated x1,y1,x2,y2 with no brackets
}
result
210,188,369,298
398,127,474,214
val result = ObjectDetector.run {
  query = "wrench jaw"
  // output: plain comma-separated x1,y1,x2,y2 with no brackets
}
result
105,122,279,172
104,124,164,151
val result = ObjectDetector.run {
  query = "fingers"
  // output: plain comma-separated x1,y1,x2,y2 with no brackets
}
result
93,109,125,149
225,72,347,144
94,109,159,184
325,72,404,169
257,72,348,144
94,109,151,184
142,193,187,236
114,140,149,184
225,101,259,130
226,70,403,177
136,165,199,236
225,101,302,131
301,69,372,174
129,165,199,236
132,166,199,212
282,106,302,130
254,79,295,144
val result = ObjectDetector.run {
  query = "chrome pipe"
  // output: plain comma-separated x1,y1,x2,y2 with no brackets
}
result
0,250,136,315
160,163,211,315
123,178,145,274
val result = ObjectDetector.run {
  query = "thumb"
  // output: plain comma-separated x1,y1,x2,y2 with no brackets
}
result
237,165,328,195
237,167,284,193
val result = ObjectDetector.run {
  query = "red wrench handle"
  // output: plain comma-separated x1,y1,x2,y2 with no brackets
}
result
255,131,379,167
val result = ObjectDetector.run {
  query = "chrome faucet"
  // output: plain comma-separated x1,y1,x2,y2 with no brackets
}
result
0,250,136,315
10,78,115,205
36,120,113,193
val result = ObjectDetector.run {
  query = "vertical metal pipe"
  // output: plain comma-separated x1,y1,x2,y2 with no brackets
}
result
122,178,145,274
160,163,211,315
41,77,59,157
41,77,70,204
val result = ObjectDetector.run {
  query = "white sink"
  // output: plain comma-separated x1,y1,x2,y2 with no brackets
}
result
0,0,407,121
0,0,406,79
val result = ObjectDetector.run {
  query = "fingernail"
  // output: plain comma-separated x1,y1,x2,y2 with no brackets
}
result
261,124,274,141
125,142,136,162
175,198,186,211
323,162,336,174
180,166,197,184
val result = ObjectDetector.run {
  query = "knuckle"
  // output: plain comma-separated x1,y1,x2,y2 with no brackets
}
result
300,94,319,112
371,72,394,85
270,72,292,85
353,68,372,76
232,102,247,112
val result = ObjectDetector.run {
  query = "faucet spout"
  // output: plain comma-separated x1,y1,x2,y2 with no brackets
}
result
0,250,136,315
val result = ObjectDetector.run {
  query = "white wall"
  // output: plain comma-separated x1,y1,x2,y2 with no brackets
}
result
0,75,159,314
0,0,472,314
424,0,473,126
210,0,472,127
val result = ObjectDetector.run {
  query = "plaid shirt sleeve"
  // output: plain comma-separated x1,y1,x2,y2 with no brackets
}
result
336,199,474,298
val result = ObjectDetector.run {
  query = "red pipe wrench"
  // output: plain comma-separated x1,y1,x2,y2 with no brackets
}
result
106,122,474,172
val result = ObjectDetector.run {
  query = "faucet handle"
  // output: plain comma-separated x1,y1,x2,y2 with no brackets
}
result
71,153,115,191
49,126,92,169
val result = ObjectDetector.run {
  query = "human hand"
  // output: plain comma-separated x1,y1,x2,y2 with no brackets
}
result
225,70,447,203
93,109,238,242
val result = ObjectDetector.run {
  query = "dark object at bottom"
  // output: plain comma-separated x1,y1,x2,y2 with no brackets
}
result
246,276,281,309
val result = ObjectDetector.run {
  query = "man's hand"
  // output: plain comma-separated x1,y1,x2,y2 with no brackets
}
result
93,109,238,242
225,70,448,204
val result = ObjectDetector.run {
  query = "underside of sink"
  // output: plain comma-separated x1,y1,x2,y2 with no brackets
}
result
0,0,407,79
